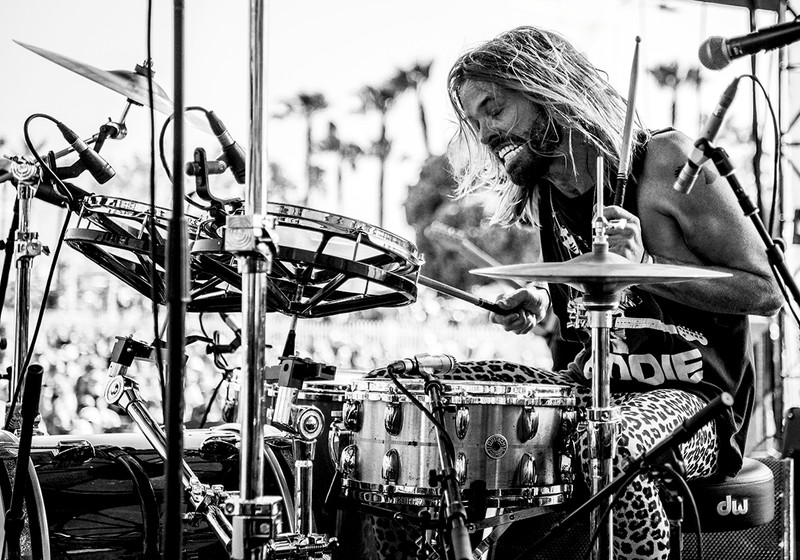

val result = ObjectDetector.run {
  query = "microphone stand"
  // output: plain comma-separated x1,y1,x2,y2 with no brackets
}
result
2,364,44,560
513,392,734,560
3,159,44,433
419,369,472,560
698,138,800,307
0,200,19,360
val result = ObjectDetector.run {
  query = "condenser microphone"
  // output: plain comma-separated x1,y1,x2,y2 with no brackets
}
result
56,122,116,184
206,110,246,184
674,77,740,195
388,354,458,375
699,20,800,70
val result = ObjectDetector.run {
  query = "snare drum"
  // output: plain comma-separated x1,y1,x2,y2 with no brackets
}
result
338,379,577,509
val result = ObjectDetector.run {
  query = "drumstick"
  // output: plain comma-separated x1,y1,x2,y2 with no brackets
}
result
614,36,641,207
418,274,511,315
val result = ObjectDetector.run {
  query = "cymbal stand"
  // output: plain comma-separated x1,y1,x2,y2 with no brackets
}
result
4,158,45,432
584,157,621,560
223,1,285,557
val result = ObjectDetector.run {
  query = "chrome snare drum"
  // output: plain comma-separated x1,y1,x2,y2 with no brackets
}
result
338,379,577,508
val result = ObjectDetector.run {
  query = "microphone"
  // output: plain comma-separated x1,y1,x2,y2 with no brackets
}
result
699,20,800,70
206,111,246,184
56,122,116,184
674,77,740,195
387,354,457,376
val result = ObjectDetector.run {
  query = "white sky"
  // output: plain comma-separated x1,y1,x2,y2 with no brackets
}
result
0,0,783,238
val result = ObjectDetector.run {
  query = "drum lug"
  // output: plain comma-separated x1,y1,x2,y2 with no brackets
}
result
517,406,539,442
381,449,400,483
455,451,468,485
517,452,537,487
559,454,575,484
339,444,358,477
328,422,353,468
561,408,579,436
454,405,470,440
342,400,362,432
384,401,403,436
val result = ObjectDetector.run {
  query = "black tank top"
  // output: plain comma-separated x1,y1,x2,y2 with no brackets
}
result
539,130,753,476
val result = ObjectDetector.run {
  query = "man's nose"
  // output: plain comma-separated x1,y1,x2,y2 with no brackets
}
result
478,120,495,145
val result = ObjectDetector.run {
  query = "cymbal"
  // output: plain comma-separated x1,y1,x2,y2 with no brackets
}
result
14,40,209,132
471,250,730,294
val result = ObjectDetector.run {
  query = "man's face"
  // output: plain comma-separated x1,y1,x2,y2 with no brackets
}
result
458,79,558,186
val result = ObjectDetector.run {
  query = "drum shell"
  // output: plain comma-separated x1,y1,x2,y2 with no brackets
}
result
341,380,576,507
2,428,289,560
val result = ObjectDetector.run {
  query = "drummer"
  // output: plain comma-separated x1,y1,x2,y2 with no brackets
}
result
441,26,782,560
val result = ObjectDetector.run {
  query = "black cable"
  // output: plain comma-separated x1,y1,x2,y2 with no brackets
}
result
96,446,160,560
660,462,704,560
157,106,212,207
385,368,456,462
738,74,780,236
22,114,78,207
3,210,71,432
197,313,235,428
200,376,227,429
145,0,166,405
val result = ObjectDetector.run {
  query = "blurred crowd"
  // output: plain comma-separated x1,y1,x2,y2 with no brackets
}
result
0,278,554,437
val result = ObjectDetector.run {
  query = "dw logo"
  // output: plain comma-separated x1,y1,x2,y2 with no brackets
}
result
716,494,749,516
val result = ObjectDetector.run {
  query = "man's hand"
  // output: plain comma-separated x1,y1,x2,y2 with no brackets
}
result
603,205,647,263
489,285,550,335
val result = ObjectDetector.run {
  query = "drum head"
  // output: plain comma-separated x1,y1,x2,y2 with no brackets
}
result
65,198,423,317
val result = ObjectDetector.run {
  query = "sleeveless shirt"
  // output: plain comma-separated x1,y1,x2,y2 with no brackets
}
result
539,131,753,476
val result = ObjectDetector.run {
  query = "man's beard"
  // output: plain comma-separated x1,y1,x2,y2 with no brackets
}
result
506,123,563,189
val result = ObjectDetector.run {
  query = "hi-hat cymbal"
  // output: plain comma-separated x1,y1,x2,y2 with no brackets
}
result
471,250,730,294
15,40,209,132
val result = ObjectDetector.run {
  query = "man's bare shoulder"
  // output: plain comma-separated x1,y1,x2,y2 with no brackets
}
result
640,130,693,185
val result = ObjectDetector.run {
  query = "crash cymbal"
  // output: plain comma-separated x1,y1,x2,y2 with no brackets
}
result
471,250,730,294
14,40,210,132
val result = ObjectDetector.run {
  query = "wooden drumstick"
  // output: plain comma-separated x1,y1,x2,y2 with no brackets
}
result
614,36,641,207
418,274,511,315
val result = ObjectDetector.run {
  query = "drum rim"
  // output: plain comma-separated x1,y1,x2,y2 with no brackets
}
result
270,202,423,266
348,379,576,406
340,478,571,508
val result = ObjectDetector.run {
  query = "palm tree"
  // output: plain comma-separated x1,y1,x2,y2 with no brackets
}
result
317,122,363,209
359,81,410,227
275,92,328,206
649,63,703,128
405,61,433,157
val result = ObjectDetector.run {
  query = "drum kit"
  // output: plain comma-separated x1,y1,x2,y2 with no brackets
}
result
0,20,736,560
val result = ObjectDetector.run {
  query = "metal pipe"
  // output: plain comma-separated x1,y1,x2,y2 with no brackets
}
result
292,439,315,535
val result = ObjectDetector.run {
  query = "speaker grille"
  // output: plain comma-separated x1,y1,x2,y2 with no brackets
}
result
682,456,794,560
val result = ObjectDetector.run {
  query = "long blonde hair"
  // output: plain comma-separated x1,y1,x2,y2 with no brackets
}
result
447,26,648,225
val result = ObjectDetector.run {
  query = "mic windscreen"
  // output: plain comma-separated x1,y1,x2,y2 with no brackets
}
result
699,36,730,70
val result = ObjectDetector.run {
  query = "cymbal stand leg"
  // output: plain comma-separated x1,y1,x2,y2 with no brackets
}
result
6,160,43,433
586,306,620,560
103,346,235,551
